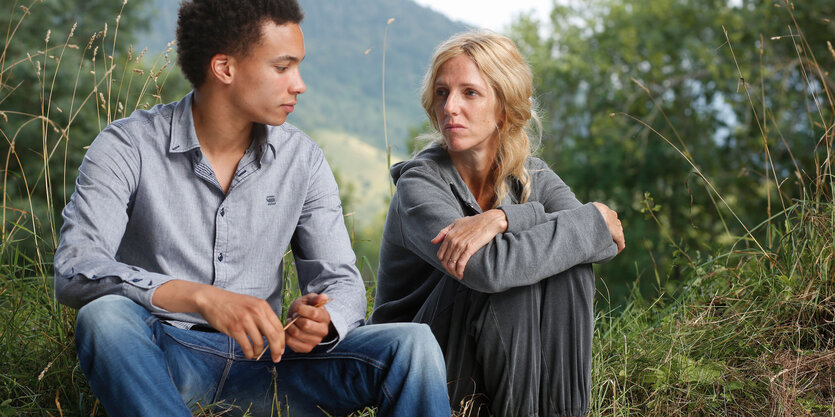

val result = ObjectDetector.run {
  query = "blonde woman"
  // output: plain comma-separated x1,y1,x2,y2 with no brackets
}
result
370,31,625,417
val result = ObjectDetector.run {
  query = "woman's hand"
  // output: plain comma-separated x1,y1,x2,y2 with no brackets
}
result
592,202,625,254
432,209,508,279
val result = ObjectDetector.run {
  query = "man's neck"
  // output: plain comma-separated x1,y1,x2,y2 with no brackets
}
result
191,89,253,157
190,89,254,193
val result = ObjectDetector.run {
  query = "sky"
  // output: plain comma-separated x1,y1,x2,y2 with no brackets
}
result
412,0,553,33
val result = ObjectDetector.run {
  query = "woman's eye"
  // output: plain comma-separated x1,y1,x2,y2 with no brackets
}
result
465,89,478,96
435,89,448,97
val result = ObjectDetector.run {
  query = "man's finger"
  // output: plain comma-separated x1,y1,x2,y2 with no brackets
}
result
294,305,326,323
231,329,254,359
288,319,327,339
308,292,328,306
299,292,319,304
285,331,318,353
242,319,265,359
259,315,285,363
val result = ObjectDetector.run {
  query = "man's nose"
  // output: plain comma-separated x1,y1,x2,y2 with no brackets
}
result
291,70,306,95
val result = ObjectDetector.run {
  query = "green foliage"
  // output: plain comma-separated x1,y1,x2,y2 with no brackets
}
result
510,0,835,305
0,1,187,413
591,198,834,416
1,0,190,260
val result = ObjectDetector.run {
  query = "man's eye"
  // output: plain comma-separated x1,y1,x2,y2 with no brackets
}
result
275,66,288,72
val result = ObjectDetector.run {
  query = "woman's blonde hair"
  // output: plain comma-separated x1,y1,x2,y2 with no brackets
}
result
420,30,541,207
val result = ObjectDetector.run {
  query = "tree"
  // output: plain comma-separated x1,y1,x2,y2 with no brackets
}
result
510,0,834,305
1,0,187,259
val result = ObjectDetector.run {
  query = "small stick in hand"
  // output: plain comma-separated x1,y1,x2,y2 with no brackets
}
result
255,298,331,361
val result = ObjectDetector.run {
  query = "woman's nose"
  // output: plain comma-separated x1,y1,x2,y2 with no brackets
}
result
444,93,459,115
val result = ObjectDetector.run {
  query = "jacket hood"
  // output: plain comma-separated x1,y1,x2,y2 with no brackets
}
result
390,144,450,186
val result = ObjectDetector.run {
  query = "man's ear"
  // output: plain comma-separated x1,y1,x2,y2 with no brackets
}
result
208,54,234,85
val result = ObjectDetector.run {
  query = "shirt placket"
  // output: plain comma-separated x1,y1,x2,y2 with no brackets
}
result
212,148,261,288
213,199,229,286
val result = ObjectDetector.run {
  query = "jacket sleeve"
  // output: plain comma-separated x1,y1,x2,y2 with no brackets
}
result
395,166,618,294
53,124,174,311
497,158,586,233
290,145,367,344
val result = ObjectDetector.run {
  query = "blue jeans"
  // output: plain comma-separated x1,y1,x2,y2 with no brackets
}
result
74,295,451,417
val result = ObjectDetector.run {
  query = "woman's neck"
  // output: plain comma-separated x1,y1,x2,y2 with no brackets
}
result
449,147,498,210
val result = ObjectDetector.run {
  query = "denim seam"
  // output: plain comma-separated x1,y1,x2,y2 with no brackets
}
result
213,340,235,405
144,316,159,343
279,353,388,370
380,381,394,409
163,330,232,358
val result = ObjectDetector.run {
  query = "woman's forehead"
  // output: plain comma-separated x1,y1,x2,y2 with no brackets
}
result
435,55,488,86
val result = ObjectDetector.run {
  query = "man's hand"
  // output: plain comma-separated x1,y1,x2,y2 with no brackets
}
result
592,202,625,254
431,209,508,280
284,293,333,353
152,280,285,362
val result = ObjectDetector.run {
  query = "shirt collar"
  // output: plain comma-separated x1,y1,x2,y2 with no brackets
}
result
168,92,201,154
168,91,279,162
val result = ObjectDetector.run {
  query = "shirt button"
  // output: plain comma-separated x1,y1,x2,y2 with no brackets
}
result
220,207,225,217
218,253,223,262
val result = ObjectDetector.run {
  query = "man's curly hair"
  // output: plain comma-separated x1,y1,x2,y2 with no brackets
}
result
176,0,304,88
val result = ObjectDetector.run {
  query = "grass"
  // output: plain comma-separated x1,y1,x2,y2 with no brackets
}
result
590,199,834,416
1,1,834,416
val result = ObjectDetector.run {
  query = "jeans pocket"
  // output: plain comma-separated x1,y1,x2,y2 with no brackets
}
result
160,324,231,358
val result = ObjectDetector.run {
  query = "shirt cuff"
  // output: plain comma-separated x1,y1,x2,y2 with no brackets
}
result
121,273,175,315
323,305,348,351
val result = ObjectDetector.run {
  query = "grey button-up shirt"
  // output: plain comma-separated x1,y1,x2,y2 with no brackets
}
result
54,92,367,342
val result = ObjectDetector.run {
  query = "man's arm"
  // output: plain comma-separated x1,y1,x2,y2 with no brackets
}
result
288,145,367,347
152,280,288,362
53,123,175,311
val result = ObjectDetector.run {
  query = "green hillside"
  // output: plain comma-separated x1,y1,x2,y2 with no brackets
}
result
312,129,405,226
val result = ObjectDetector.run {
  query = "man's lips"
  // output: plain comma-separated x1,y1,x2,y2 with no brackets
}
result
281,103,296,112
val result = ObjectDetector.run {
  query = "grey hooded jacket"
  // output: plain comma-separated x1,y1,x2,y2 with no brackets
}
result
370,144,618,325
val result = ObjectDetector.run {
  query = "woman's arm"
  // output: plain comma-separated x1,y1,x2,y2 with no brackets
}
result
432,208,508,279
395,167,619,294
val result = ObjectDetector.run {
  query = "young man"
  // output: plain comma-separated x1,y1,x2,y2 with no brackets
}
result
53,1,450,416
